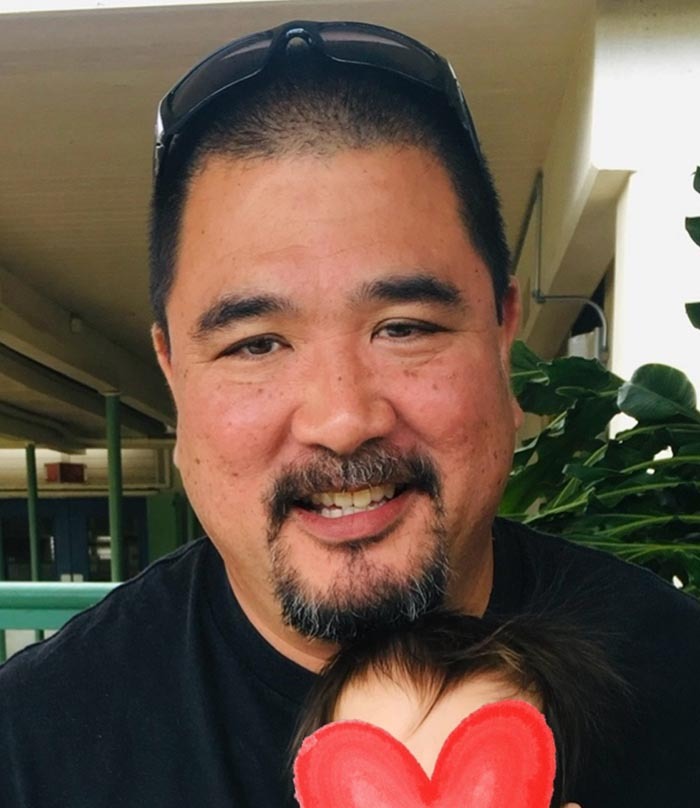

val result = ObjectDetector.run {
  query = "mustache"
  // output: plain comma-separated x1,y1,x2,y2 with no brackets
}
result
266,443,442,532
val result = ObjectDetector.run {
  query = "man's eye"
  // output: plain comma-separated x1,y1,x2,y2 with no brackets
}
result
376,321,443,339
222,336,286,358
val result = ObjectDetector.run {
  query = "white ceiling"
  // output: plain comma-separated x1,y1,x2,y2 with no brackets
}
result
0,0,594,444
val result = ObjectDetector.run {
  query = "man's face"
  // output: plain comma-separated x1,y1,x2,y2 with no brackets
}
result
154,145,521,643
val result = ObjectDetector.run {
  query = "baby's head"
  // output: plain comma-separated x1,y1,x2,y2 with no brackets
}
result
293,610,625,806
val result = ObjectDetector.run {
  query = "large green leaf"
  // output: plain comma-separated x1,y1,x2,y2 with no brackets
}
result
506,342,700,598
515,379,575,416
603,432,674,472
509,341,549,397
621,455,700,477
501,396,617,514
612,423,700,463
587,514,700,539
519,358,618,415
510,343,621,416
551,506,700,535
694,166,700,194
687,216,700,247
615,422,700,445
510,340,542,372
563,462,619,485
545,357,619,393
617,364,700,423
594,478,697,508
686,302,700,329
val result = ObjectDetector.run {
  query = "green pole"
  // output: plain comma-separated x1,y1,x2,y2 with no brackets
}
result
25,443,43,641
26,444,40,582
0,520,6,662
105,394,124,582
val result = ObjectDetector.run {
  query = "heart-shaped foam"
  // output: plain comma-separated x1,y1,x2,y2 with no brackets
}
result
293,699,556,808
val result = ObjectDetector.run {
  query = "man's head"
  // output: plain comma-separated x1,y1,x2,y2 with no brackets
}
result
150,21,523,655
150,22,511,339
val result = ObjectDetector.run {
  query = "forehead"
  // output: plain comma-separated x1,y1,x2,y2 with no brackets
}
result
171,146,488,311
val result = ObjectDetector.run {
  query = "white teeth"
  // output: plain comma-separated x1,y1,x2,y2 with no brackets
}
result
320,502,384,518
309,483,400,517
369,485,384,503
334,491,353,508
352,488,372,509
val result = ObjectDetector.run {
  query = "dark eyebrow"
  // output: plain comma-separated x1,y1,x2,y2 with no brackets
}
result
193,293,295,340
353,273,466,310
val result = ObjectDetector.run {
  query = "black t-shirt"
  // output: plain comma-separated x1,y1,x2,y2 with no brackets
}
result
1,519,699,807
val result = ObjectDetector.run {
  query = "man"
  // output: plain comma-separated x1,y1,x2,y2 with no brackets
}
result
1,20,698,807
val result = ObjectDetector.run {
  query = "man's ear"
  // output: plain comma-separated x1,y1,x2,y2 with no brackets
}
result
152,323,174,391
498,277,521,368
498,279,524,431
152,323,181,468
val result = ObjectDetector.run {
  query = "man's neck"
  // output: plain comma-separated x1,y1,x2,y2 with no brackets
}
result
447,536,495,616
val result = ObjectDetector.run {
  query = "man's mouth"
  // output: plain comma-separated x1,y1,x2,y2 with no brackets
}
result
296,483,405,519
266,448,441,541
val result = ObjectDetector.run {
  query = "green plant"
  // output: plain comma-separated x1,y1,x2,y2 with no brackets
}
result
685,166,700,329
501,167,700,597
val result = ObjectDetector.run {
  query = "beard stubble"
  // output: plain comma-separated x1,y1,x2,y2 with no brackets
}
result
264,443,451,643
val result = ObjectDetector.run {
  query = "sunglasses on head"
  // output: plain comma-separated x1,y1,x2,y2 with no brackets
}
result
153,19,483,181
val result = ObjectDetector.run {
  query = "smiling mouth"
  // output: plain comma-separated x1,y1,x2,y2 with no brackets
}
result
295,483,407,519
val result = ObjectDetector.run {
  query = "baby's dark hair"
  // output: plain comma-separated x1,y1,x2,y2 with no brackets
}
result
291,609,630,806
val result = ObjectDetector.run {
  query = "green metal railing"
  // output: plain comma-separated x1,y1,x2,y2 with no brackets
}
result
0,393,127,664
0,582,116,663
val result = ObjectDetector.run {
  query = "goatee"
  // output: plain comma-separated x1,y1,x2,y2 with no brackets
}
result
265,443,449,643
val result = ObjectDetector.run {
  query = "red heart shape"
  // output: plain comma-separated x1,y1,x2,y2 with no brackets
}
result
294,699,556,808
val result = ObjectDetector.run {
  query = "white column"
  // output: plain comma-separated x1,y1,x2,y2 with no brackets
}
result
610,170,700,393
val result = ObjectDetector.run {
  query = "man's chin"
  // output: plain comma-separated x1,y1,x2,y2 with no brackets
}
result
272,548,449,643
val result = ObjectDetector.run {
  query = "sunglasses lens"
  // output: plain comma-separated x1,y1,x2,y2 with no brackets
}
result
164,32,273,126
320,29,443,86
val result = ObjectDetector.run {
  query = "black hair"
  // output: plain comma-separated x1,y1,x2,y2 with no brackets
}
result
149,52,510,338
289,609,631,807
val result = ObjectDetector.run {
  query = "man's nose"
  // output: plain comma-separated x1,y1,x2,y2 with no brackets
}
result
290,351,398,456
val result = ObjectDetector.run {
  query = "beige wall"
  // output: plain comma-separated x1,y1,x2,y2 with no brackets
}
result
0,447,171,495
515,0,700,398
595,0,700,392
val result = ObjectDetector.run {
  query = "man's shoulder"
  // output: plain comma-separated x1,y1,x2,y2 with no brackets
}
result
0,538,210,692
495,520,700,803
495,517,700,628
